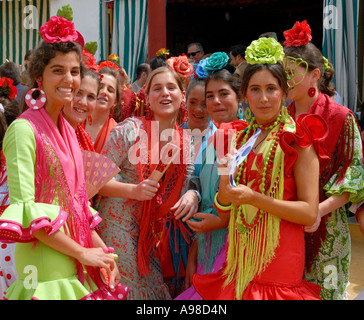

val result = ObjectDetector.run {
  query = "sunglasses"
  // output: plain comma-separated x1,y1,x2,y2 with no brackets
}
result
188,51,201,57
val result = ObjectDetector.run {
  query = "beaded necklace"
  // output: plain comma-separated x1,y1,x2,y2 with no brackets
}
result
234,107,289,233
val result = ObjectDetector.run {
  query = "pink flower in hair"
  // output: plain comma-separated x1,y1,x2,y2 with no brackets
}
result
40,16,84,45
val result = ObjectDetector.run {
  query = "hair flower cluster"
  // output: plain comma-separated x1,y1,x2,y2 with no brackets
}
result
82,49,99,72
156,48,170,59
283,20,312,47
167,54,193,79
0,77,17,100
203,52,230,74
98,60,120,71
245,37,284,65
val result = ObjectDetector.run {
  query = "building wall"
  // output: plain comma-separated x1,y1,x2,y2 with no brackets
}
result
51,0,101,61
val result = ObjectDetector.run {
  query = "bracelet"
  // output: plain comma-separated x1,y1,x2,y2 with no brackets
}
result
214,193,232,212
190,189,202,203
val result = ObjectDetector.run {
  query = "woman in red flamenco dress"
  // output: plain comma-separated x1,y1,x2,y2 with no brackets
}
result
192,37,327,300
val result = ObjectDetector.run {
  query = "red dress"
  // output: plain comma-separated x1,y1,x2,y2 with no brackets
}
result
192,115,325,300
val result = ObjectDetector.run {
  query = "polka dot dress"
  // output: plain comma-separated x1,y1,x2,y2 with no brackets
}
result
0,163,17,299
0,242,17,299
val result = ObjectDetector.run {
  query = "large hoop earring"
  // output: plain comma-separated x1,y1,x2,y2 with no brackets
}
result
25,88,46,110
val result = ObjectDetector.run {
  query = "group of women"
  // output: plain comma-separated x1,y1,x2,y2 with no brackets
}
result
0,16,363,301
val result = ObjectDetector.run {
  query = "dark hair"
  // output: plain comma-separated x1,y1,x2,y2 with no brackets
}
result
84,68,101,92
205,69,242,100
0,97,20,151
241,63,288,97
136,63,150,79
230,44,246,58
98,67,122,123
284,42,335,97
20,41,84,112
149,56,167,71
186,78,206,99
0,62,22,86
259,32,278,41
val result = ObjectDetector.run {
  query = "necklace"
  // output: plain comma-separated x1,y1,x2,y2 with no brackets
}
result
234,107,289,233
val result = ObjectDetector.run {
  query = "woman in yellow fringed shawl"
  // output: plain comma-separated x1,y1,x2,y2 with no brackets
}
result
192,37,328,300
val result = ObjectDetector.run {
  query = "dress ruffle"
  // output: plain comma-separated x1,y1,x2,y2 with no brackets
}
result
193,270,321,300
0,202,102,243
280,113,330,175
0,202,68,243
4,274,129,300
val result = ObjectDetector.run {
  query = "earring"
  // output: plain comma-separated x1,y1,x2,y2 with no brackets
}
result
88,115,93,126
25,87,46,110
238,103,244,120
308,87,316,98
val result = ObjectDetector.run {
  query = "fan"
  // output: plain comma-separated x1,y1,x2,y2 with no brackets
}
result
82,150,120,199
149,143,180,181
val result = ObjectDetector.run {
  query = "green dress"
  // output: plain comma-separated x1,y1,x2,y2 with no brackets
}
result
304,113,364,300
0,118,128,300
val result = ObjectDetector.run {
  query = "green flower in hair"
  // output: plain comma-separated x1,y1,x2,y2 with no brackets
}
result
322,56,331,72
245,37,284,65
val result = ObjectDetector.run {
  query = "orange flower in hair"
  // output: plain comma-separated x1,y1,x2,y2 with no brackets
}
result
98,60,120,71
167,54,193,79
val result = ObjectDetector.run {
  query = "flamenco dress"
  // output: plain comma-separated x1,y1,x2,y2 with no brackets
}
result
0,107,129,300
193,112,326,300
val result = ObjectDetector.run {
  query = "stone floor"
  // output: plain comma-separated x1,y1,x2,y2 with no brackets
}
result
347,217,364,300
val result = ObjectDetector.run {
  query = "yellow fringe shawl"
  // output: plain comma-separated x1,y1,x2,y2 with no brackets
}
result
223,117,295,300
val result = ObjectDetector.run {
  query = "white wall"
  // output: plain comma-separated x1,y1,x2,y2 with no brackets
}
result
50,0,101,61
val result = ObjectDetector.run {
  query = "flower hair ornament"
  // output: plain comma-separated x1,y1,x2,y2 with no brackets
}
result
39,5,85,47
167,54,193,79
283,20,312,47
193,52,235,79
156,48,170,59
98,60,120,72
0,77,17,100
245,37,284,65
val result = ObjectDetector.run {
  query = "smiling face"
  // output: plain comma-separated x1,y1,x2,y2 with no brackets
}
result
39,51,81,110
245,69,284,125
95,73,118,114
205,79,239,124
186,84,209,131
146,71,184,122
62,75,99,128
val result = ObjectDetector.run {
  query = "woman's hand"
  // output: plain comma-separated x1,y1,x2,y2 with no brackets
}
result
78,247,116,273
133,179,160,201
217,150,236,181
108,260,122,289
171,190,199,222
304,207,322,233
186,212,228,233
225,183,255,207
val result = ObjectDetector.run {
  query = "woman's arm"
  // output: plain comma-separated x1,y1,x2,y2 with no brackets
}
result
98,179,159,201
33,228,115,273
226,144,320,226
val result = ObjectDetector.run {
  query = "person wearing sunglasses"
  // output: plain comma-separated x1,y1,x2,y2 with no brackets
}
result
187,42,205,63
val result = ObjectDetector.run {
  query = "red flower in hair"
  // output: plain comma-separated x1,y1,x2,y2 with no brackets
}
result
167,54,193,79
0,77,17,100
82,49,99,72
283,20,312,47
98,60,120,71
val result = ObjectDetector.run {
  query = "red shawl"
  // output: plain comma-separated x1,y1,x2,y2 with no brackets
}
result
287,92,355,270
136,116,192,277
81,117,117,153
75,124,95,152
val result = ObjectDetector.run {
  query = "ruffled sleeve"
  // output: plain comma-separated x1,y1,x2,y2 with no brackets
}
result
323,113,364,203
0,119,67,243
280,113,330,175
